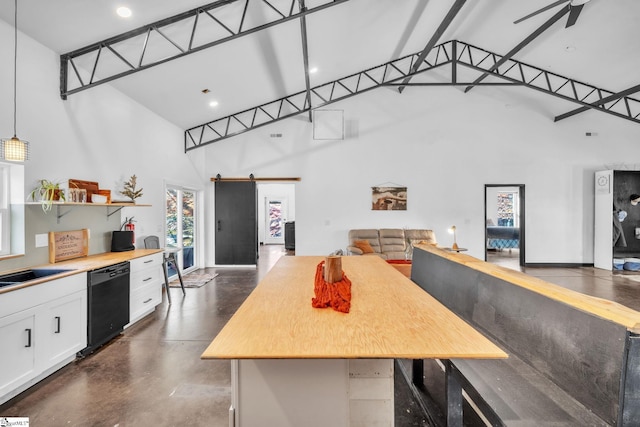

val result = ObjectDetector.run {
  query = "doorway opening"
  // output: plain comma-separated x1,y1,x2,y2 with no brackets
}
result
485,185,525,268
166,184,199,276
258,183,296,248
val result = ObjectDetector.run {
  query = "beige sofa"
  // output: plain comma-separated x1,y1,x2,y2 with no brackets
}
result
347,228,437,260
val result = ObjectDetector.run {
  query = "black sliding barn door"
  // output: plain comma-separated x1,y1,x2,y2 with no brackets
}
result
215,181,257,265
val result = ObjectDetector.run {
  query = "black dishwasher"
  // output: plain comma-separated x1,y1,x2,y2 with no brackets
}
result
81,261,130,356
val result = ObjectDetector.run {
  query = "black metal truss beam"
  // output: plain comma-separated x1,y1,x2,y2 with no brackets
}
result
554,83,640,122
185,42,455,150
59,0,350,99
298,0,313,122
184,40,640,151
455,41,640,125
397,0,467,93
464,4,570,93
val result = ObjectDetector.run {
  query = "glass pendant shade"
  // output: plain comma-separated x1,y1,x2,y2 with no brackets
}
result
1,136,29,162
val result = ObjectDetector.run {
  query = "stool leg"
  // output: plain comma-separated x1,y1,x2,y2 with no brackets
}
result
162,257,172,304
171,254,186,296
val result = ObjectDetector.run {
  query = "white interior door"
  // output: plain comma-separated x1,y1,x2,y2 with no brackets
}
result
594,170,613,270
264,196,287,244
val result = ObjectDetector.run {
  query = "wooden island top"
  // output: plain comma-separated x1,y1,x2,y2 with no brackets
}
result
202,255,507,360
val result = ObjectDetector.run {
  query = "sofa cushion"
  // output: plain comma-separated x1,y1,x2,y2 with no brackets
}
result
405,229,437,245
353,240,375,254
348,229,382,254
379,229,406,257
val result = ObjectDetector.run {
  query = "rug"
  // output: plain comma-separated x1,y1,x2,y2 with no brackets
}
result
169,272,218,288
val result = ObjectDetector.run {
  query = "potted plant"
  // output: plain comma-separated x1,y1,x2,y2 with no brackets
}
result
29,179,65,212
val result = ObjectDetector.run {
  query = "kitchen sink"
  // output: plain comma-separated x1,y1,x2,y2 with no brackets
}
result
0,268,75,287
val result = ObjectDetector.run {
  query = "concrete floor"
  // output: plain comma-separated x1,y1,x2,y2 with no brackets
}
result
2,245,639,426
488,248,640,312
0,246,429,426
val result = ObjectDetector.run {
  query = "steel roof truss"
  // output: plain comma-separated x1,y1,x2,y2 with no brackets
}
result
555,83,640,122
456,42,640,124
464,4,570,92
60,0,351,99
398,0,467,93
184,43,454,150
298,0,313,122
184,40,640,151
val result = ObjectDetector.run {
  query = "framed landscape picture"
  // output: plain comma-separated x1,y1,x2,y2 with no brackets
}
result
372,186,407,210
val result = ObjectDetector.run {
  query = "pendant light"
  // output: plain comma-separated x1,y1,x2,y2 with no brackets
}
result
1,0,29,162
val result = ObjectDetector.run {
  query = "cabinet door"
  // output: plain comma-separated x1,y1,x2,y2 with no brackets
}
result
43,290,87,367
0,309,37,397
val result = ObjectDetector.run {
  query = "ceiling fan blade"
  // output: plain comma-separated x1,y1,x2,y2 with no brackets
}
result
565,4,584,27
514,0,570,24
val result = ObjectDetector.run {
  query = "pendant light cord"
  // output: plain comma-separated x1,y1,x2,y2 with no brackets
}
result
12,0,18,138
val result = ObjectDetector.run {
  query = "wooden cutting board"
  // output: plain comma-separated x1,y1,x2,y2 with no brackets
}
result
69,179,99,202
49,229,89,263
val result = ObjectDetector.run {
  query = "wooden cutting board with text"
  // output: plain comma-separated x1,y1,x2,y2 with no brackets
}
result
49,229,89,263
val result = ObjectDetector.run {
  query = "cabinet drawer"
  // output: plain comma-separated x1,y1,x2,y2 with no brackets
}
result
130,267,163,292
129,253,163,272
129,280,162,325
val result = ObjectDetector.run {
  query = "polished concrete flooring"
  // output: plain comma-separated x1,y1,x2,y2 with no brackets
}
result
488,248,640,312
0,245,428,426
3,246,640,426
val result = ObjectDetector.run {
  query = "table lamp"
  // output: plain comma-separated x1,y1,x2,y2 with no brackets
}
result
449,225,459,250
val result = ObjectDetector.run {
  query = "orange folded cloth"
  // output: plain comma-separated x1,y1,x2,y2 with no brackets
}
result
311,260,352,313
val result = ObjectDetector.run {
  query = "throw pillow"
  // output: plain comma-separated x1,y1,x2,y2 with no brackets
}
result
353,240,375,254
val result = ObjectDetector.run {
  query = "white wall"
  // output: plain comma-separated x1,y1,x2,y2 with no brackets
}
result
0,20,206,271
203,85,640,264
3,18,640,268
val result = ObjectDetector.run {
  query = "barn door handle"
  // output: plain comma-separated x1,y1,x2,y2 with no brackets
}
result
217,220,221,231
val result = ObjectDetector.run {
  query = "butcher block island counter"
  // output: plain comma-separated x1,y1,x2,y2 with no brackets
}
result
202,256,506,427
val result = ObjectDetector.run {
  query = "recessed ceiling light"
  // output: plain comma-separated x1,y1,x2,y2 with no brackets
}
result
116,7,132,18
209,101,219,108
309,67,318,74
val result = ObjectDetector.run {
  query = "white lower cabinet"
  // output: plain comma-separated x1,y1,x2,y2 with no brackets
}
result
0,308,38,399
0,273,87,404
44,290,87,367
128,253,163,326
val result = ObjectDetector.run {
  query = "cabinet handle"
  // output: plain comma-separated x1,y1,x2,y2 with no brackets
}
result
143,298,153,304
144,259,153,264
143,277,152,282
55,316,61,334
25,328,32,347
218,220,221,231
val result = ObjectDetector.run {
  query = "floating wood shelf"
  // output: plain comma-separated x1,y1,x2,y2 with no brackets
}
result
26,202,151,223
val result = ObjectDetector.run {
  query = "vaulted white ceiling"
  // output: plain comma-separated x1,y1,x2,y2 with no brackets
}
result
1,0,639,132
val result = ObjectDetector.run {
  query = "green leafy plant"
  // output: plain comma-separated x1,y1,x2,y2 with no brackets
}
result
29,179,65,212
120,175,143,202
